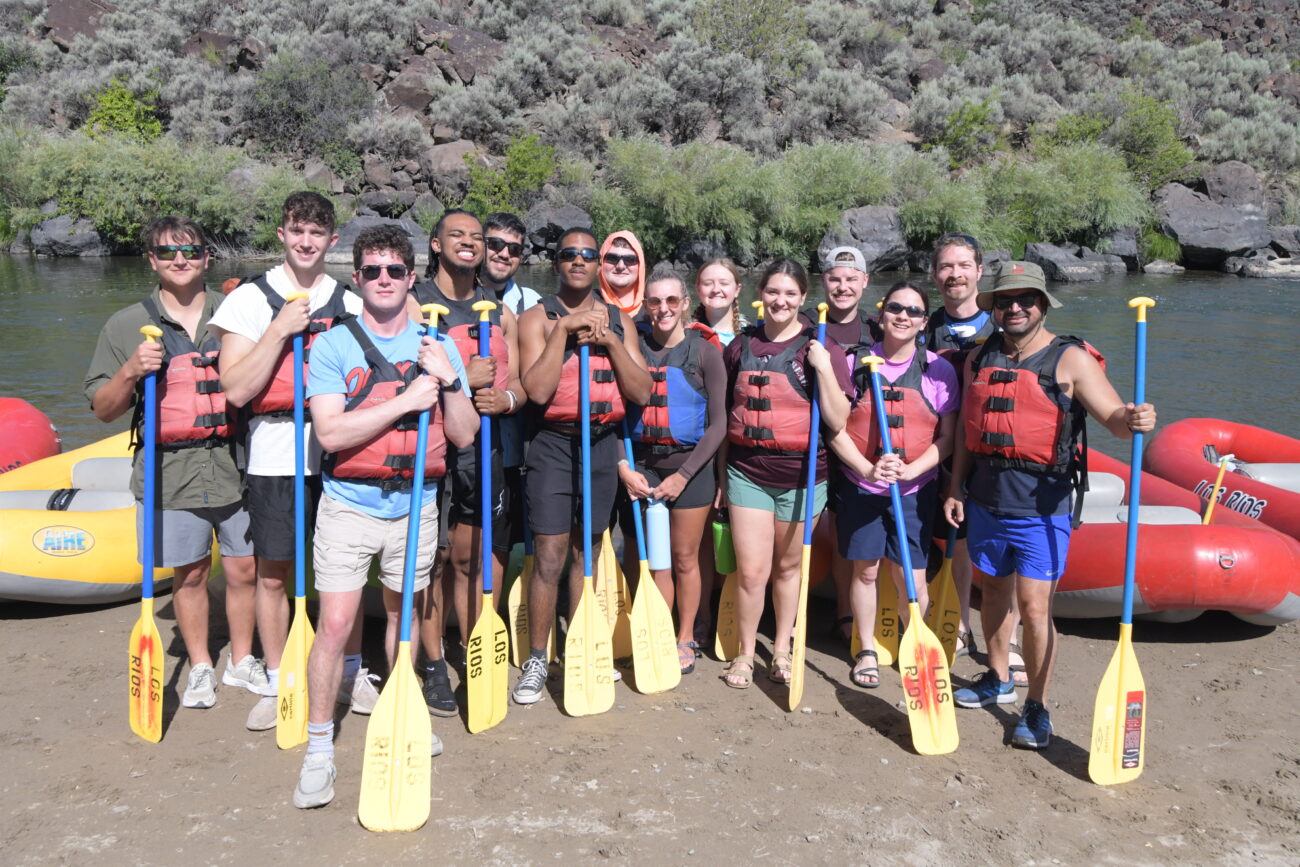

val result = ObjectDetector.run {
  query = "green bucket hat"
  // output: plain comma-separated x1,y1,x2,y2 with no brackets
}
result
976,260,1063,310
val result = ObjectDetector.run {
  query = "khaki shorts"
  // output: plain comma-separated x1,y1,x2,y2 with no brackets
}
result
312,494,438,593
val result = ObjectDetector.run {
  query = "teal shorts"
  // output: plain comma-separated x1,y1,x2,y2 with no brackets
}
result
725,464,826,523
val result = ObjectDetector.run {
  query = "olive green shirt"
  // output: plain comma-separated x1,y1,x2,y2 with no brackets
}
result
83,287,244,510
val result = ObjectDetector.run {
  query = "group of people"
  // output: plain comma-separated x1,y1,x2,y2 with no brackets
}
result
85,192,1154,811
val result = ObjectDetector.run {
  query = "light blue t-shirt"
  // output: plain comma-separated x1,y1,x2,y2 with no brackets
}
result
307,318,469,518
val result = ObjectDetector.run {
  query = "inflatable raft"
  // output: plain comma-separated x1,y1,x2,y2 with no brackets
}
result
0,397,61,474
1052,449,1300,626
0,433,173,604
1142,418,1300,543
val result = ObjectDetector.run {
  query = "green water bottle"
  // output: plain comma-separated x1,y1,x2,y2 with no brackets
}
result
712,509,737,575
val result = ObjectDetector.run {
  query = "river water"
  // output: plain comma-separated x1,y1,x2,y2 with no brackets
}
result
1,256,1296,462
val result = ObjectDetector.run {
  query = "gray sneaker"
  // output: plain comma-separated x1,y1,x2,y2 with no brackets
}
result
223,654,271,695
512,656,548,705
183,663,217,709
431,731,444,757
246,695,277,731
293,753,336,809
338,668,381,715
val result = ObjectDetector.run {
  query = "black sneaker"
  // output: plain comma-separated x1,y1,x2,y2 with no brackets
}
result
422,661,458,717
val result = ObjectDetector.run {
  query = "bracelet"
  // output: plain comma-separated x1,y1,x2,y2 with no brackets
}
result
505,389,518,414
617,459,629,469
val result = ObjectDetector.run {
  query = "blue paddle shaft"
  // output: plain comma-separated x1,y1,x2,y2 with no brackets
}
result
801,320,828,544
141,366,157,600
479,318,493,593
866,363,921,602
293,332,306,600
399,320,437,644
1121,318,1148,626
621,421,649,562
580,345,593,580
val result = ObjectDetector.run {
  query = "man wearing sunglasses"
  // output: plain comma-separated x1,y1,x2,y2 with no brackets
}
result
408,209,526,716
209,192,367,732
513,228,652,704
943,261,1156,750
597,230,646,319
85,215,259,716
293,225,476,808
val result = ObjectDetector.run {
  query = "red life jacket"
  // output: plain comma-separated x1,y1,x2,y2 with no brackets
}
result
137,296,232,450
726,329,815,454
633,326,715,452
324,319,446,489
539,295,626,427
248,277,354,416
964,334,1105,474
411,282,509,391
845,349,940,462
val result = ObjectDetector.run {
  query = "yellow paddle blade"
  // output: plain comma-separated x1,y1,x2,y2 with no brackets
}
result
713,571,740,662
787,546,812,711
358,642,431,832
467,592,510,734
924,559,961,666
508,556,555,667
595,530,633,659
128,598,164,743
1088,623,1147,785
629,563,681,695
277,596,314,750
898,602,959,756
874,570,900,667
563,579,615,717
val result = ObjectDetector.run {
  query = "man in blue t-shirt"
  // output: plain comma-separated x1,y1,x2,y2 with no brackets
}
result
292,225,476,810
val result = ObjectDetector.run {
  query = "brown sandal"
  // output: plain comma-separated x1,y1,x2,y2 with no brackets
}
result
722,654,754,689
769,651,793,684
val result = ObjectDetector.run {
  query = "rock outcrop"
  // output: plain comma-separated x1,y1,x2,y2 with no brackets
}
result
818,207,910,273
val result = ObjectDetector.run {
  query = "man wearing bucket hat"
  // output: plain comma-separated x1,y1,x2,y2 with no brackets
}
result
941,260,1156,749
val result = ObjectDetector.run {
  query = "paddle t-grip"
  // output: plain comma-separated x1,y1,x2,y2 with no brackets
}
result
140,325,162,342
1128,296,1155,322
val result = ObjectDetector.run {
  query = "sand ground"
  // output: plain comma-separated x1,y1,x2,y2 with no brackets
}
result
1,589,1297,865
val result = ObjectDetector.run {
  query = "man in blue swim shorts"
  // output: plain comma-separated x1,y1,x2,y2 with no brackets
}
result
942,261,1156,749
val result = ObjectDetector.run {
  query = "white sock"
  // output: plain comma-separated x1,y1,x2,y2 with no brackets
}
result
343,654,361,682
266,667,279,691
306,721,334,757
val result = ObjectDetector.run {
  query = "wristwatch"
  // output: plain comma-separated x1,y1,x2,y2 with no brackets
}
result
443,378,463,393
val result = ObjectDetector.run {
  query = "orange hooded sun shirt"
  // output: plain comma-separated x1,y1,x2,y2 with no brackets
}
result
597,230,646,317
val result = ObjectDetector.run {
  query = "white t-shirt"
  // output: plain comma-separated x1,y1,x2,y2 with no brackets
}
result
208,265,364,476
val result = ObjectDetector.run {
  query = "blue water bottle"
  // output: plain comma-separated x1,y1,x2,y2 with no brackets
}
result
646,498,672,571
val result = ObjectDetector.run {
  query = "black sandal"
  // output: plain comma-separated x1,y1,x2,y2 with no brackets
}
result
830,615,854,647
850,649,880,689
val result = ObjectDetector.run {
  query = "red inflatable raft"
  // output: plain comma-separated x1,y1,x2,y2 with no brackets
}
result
1050,450,1300,626
0,398,62,475
1142,418,1300,544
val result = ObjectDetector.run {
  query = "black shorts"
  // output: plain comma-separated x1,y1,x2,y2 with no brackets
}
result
525,426,621,537
246,473,322,562
444,438,511,551
636,462,717,511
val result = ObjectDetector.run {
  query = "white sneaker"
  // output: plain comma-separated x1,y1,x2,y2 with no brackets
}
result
293,753,336,809
223,654,272,695
431,731,444,757
246,695,277,731
183,663,217,709
339,668,381,715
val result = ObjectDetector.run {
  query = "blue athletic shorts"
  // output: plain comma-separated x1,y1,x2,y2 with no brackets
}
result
834,479,936,568
966,501,1072,581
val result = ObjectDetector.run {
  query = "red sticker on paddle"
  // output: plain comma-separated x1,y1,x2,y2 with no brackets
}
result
1122,690,1145,769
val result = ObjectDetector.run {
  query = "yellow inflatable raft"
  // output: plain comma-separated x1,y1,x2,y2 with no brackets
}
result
0,433,174,604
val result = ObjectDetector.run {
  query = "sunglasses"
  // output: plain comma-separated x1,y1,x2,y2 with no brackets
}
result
603,252,639,268
645,295,683,310
557,247,599,263
486,236,524,257
882,301,927,318
993,291,1042,311
358,263,411,281
152,244,206,261
937,232,981,252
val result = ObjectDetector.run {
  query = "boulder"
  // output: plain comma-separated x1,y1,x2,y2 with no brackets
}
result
363,157,393,189
419,140,483,199
358,189,417,218
236,36,266,71
1154,183,1270,269
1270,225,1300,257
818,206,909,273
1078,246,1128,275
1098,226,1140,271
1024,243,1103,282
301,158,341,194
414,18,504,86
982,248,1013,275
1202,161,1264,208
384,56,437,115
524,203,594,254
910,58,950,87
331,215,430,265
398,192,445,224
30,214,110,257
1241,256,1300,279
45,0,115,52
1142,259,1185,275
673,237,731,270
181,30,238,65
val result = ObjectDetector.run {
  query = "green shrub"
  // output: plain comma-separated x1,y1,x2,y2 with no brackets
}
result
459,133,557,217
1140,228,1181,264
1035,112,1107,150
925,93,1003,168
693,0,807,72
84,79,163,143
1107,90,1193,189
